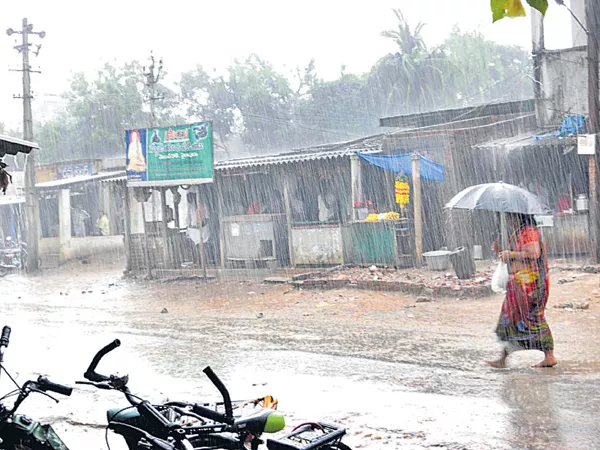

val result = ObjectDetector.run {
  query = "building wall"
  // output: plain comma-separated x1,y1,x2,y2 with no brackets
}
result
537,47,588,127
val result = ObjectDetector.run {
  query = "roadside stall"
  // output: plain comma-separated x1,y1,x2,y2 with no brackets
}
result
35,170,126,264
217,168,288,268
214,139,383,268
350,153,445,267
286,159,351,267
124,122,214,277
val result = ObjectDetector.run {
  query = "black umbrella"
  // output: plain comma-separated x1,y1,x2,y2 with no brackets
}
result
445,182,549,215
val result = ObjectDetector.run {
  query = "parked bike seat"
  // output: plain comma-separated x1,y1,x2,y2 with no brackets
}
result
235,409,285,434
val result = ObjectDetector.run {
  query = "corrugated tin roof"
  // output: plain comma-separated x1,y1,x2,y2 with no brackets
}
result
379,99,535,129
100,175,127,184
215,135,383,171
36,170,125,190
0,196,25,206
0,134,39,158
73,136,384,185
474,130,578,152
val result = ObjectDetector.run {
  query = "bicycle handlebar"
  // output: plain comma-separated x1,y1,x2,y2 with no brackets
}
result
84,339,120,382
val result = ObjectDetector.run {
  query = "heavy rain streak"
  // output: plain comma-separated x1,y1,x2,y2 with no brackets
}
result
1,1,600,449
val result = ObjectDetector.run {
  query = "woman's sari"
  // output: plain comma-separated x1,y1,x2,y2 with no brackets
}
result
495,226,554,352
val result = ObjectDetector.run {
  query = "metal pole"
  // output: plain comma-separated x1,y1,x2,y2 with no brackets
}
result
140,200,153,279
195,185,207,280
123,184,133,273
587,0,600,262
283,174,295,268
412,154,423,266
160,187,170,269
350,155,362,220
216,177,227,268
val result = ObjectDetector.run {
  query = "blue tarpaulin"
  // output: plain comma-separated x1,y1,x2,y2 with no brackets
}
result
533,115,586,141
356,153,445,182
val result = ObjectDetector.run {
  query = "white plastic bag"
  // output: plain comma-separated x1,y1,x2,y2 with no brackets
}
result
491,262,509,294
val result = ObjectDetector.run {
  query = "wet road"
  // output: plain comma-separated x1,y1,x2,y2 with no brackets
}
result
1,266,599,449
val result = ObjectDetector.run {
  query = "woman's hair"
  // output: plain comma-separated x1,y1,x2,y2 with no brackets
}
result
509,213,537,228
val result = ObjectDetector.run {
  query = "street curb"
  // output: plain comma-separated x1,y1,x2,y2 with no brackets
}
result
292,278,493,299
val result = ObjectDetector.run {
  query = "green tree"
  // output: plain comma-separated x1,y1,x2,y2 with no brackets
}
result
367,9,453,116
36,62,178,162
294,73,376,141
179,55,295,153
229,55,294,151
441,28,531,105
179,65,236,155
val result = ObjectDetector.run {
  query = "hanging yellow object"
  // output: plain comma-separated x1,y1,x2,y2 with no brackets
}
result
395,181,410,209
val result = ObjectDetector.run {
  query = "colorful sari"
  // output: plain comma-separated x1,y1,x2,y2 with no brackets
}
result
495,226,554,352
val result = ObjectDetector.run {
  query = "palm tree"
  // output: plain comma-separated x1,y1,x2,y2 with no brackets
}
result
369,10,449,116
380,9,426,58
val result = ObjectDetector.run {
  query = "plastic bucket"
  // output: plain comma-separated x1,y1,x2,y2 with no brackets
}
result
422,250,451,271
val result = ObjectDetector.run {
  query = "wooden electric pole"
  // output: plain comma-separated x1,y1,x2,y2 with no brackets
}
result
7,18,45,272
143,53,170,270
412,153,423,266
587,0,600,262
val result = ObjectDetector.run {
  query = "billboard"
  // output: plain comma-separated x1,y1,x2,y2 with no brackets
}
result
126,122,213,186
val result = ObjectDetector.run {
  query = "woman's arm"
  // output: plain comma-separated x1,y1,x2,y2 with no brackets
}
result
500,241,541,262
510,241,541,260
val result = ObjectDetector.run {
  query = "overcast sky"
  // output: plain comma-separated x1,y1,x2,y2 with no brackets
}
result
0,0,575,130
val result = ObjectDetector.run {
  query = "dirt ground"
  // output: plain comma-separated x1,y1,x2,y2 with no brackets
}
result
146,267,600,365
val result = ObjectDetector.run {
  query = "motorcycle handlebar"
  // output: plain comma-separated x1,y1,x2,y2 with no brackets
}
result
37,376,73,397
202,367,233,419
84,339,120,382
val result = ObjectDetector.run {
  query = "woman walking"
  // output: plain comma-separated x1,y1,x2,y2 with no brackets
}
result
487,213,557,369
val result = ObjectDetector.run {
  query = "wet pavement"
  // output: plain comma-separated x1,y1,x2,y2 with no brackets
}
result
1,264,600,449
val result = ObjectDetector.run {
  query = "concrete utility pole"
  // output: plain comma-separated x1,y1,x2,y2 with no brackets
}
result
586,0,600,262
143,53,171,268
7,18,45,272
143,52,163,128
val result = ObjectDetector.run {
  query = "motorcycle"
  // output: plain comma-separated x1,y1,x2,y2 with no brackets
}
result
80,340,352,450
0,238,27,277
0,325,195,450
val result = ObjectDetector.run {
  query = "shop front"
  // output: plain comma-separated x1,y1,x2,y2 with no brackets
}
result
349,152,445,267
475,132,590,258
35,170,126,264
